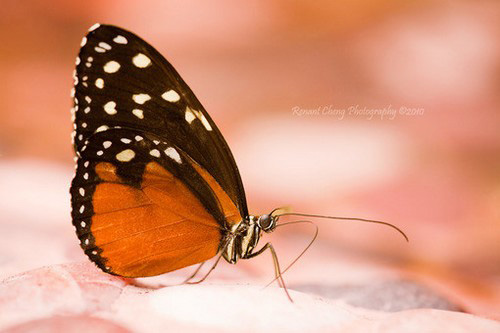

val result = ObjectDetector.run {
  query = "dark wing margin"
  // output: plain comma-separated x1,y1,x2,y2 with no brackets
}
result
72,23,248,218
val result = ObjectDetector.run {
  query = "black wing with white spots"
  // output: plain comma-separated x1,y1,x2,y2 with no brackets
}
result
71,23,248,217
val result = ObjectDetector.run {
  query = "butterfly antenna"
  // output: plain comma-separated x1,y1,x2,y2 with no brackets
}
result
276,212,409,242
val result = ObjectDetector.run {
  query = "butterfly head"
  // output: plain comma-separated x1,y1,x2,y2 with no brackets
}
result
256,213,277,233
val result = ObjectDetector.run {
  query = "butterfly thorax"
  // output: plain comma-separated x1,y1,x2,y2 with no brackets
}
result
222,214,276,264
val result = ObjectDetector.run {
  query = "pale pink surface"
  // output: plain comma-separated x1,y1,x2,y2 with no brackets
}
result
1,262,499,332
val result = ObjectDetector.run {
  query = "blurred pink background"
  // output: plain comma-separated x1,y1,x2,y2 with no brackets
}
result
0,0,499,329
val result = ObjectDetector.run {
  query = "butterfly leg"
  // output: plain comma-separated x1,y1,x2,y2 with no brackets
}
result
185,252,224,285
245,242,293,302
181,261,206,284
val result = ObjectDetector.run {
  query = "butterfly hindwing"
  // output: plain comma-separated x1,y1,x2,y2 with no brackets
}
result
72,23,248,218
71,128,241,277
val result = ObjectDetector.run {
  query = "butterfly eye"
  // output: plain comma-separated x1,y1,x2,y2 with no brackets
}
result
257,214,275,232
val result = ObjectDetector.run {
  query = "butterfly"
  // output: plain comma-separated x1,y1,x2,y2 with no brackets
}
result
70,24,407,296
70,23,288,282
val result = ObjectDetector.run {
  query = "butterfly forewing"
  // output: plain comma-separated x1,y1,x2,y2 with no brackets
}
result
72,24,247,217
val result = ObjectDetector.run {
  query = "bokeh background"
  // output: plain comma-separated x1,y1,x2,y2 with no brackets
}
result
0,0,499,324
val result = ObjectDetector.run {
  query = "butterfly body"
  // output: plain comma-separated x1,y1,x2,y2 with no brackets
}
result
221,214,277,264
70,23,279,278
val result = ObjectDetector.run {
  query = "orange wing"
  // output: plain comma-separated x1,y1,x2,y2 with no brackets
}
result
90,161,223,277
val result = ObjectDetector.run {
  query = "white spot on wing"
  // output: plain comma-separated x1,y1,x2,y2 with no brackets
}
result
96,125,108,132
103,141,112,149
104,61,120,73
116,149,135,162
99,42,111,50
121,138,132,144
81,221,86,228
104,101,117,115
97,150,103,156
132,94,151,104
165,147,182,164
79,205,85,214
95,46,105,53
113,35,128,44
132,109,144,119
95,78,104,89
79,188,85,196
149,149,160,158
86,57,93,67
132,53,151,68
80,37,87,47
199,113,212,131
88,23,100,32
135,135,143,141
162,90,180,102
185,107,196,124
